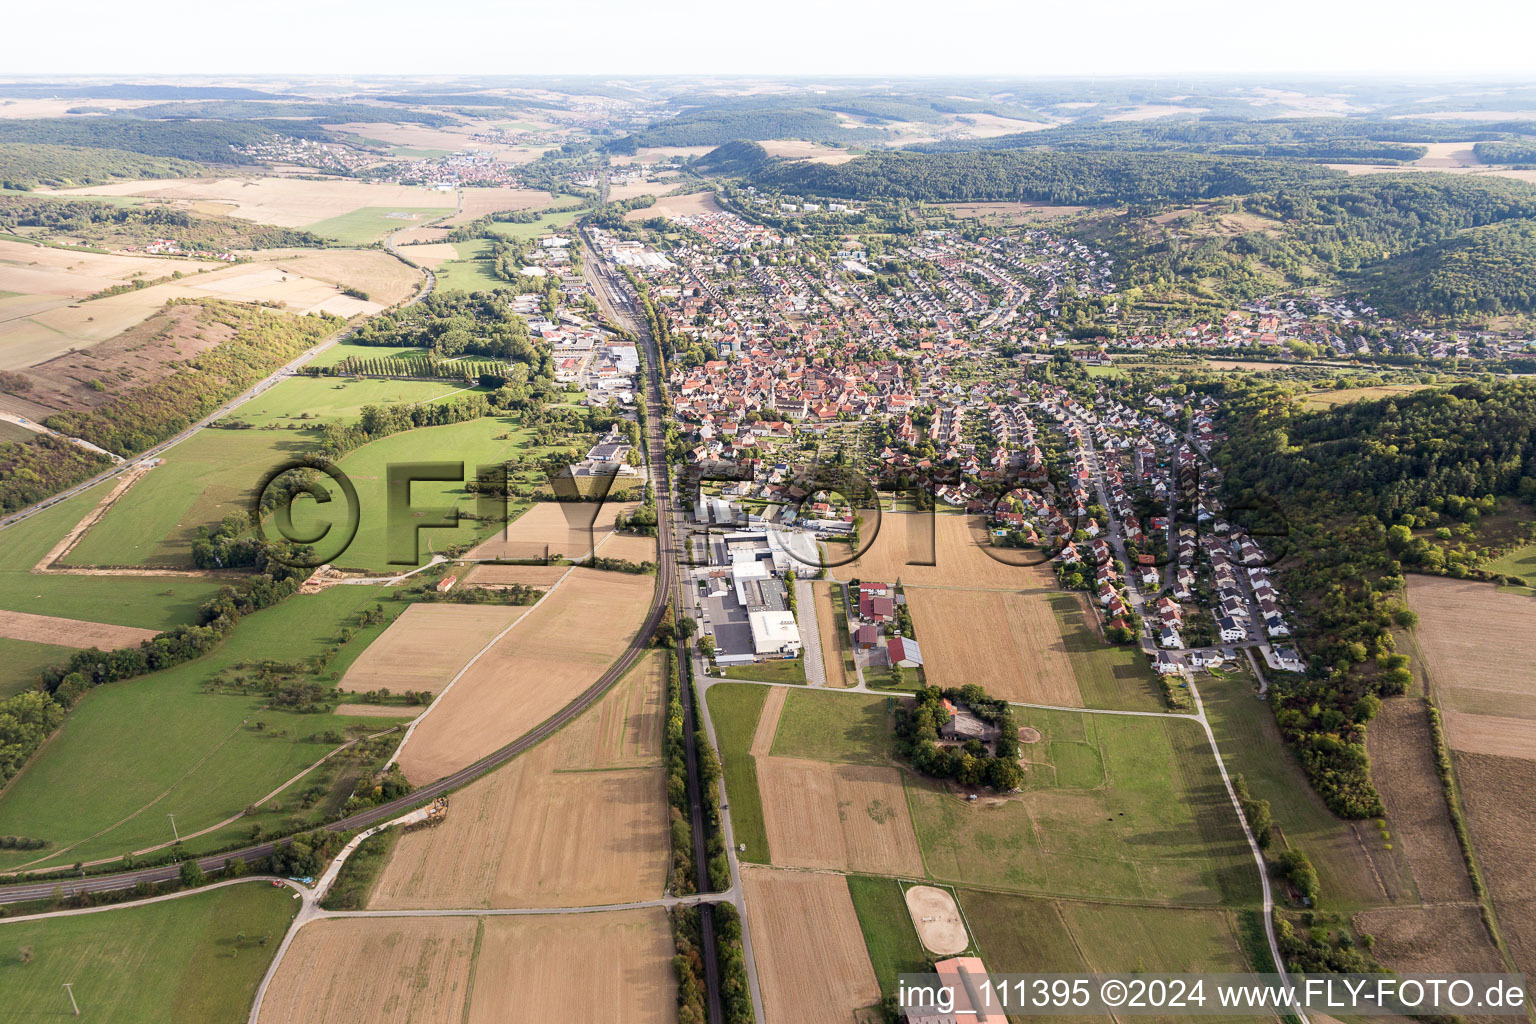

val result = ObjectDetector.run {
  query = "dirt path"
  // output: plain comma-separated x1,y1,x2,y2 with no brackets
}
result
751,686,787,757
31,459,155,572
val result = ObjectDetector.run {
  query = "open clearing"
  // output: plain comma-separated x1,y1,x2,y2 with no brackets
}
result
845,513,1058,590
904,884,968,954
741,866,882,1024
757,757,924,875
0,881,298,1024
1366,697,1474,904
908,708,1255,905
465,909,675,1024
396,567,654,783
373,652,667,908
759,140,858,163
1408,576,1536,722
905,586,1083,705
466,498,635,562
1455,751,1536,978
257,916,477,1024
1299,384,1431,410
0,607,158,649
338,603,528,695
626,190,723,221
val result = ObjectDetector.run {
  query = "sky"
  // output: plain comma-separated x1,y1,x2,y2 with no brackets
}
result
7,0,1536,78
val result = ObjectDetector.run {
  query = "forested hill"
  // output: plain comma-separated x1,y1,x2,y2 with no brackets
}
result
0,117,336,163
0,143,204,190
750,150,1339,205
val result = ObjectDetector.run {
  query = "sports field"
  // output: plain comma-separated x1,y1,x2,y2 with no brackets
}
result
0,585,408,871
372,653,668,908
396,567,655,783
908,708,1256,905
0,881,298,1023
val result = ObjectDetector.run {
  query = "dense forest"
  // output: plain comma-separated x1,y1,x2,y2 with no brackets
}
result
0,143,204,190
349,289,553,374
0,432,112,516
1358,219,1536,316
112,101,458,126
0,195,327,249
752,149,1340,204
692,140,771,175
1473,139,1536,165
1215,380,1536,816
0,117,337,163
629,107,878,147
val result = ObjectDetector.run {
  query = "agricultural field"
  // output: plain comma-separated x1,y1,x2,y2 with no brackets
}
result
812,581,857,687
1452,751,1536,979
461,562,569,588
0,585,412,871
625,190,723,221
256,916,477,1024
338,602,529,695
226,375,488,430
704,682,771,863
740,866,882,1024
768,688,894,766
757,758,924,875
395,567,655,783
905,586,1083,705
305,206,454,245
0,882,299,1023
467,498,637,563
371,652,668,908
1298,383,1433,409
419,238,504,291
1408,576,1536,744
0,608,157,649
908,708,1256,905
0,636,76,697
47,176,464,228
844,513,1059,590
1200,669,1409,909
845,875,933,998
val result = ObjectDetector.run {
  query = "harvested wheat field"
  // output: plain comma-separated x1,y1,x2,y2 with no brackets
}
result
396,242,459,269
1353,905,1504,976
257,917,476,1024
626,191,723,221
265,249,422,306
467,500,635,562
599,530,657,564
905,885,969,954
448,186,560,223
462,562,570,589
1366,697,1475,904
372,654,668,908
847,514,1057,590
757,757,924,876
905,587,1083,705
395,568,655,783
1455,751,1536,977
741,866,881,1024
1442,711,1536,760
0,609,157,650
813,583,855,687
338,603,528,695
465,909,675,1024
49,176,463,227
1409,576,1536,719
0,239,190,301
752,686,787,756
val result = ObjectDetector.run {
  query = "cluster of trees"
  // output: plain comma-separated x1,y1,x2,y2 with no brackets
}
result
123,100,458,128
0,692,65,793
691,140,771,175
191,513,265,569
318,353,515,382
0,432,112,515
1273,911,1379,974
312,394,492,461
0,142,204,190
751,150,1339,205
1360,218,1536,316
442,201,587,242
715,903,754,1024
662,651,696,896
670,907,710,1024
1473,139,1536,165
0,116,335,163
349,289,552,371
44,301,342,456
895,685,1024,790
1233,773,1274,849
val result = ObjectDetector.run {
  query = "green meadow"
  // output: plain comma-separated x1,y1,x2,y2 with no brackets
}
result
704,683,770,865
0,637,77,698
907,708,1257,906
0,882,298,1022
0,585,410,871
305,206,453,245
430,238,504,292
227,375,488,429
769,689,892,765
1051,593,1165,712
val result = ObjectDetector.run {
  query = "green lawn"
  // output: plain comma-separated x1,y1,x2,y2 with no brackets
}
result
1200,668,1408,910
305,206,453,245
0,881,298,1022
846,875,931,997
1488,541,1536,588
1052,593,1164,712
431,239,504,292
720,656,806,685
0,586,410,871
482,208,582,241
907,708,1257,906
308,339,424,368
768,689,893,765
704,683,770,864
0,479,226,628
225,376,488,429
0,637,77,698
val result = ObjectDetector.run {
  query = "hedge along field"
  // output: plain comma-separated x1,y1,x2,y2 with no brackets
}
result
0,881,299,1023
0,585,404,872
907,707,1258,907
0,476,226,627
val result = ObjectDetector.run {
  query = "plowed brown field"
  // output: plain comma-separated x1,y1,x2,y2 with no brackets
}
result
0,609,158,650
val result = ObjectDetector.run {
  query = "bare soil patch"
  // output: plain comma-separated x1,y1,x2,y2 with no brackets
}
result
1456,751,1536,978
395,567,654,783
1442,711,1536,760
466,500,634,562
752,686,788,756
465,909,675,1024
905,884,968,954
905,587,1083,706
257,917,477,1024
373,655,668,908
1408,577,1536,719
846,513,1057,590
742,866,881,1024
598,530,656,564
0,609,157,650
757,757,925,876
1366,697,1475,904
338,603,527,696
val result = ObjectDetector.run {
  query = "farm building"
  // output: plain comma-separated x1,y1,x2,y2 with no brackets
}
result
888,636,923,668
